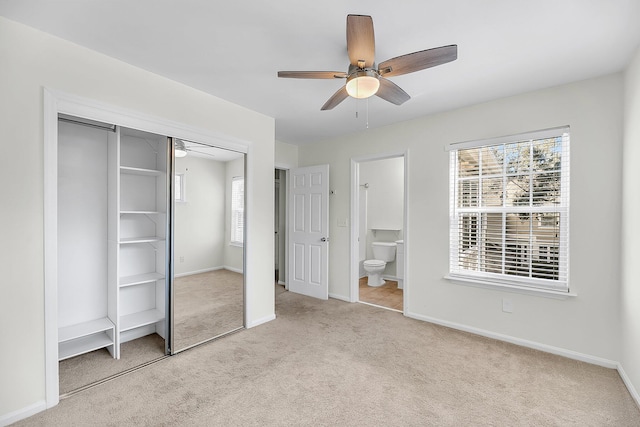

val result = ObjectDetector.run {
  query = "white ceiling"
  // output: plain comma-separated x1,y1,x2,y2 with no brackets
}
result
2,1,639,145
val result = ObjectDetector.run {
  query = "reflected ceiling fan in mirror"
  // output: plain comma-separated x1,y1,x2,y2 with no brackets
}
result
278,14,457,110
175,139,218,159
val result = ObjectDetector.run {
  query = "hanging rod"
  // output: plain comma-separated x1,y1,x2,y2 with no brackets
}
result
58,114,116,132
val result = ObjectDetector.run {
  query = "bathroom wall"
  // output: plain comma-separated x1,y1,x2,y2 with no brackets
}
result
359,157,404,277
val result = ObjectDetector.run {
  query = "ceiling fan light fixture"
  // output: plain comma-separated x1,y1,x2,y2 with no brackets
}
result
346,70,380,99
175,139,188,158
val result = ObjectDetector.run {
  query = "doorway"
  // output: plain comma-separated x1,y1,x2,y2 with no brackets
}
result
351,153,407,312
274,169,287,289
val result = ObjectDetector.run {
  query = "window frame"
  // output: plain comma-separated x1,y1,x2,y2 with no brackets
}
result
230,176,244,247
447,127,570,294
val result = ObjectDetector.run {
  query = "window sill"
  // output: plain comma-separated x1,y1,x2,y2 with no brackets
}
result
444,275,577,300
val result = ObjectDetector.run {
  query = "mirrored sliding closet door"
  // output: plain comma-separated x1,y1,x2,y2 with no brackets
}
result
170,139,245,353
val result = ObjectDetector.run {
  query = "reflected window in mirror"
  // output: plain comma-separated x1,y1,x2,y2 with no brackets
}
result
231,176,244,246
175,173,185,203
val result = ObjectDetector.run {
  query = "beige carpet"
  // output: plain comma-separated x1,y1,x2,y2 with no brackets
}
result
19,289,640,426
58,334,165,395
173,269,244,352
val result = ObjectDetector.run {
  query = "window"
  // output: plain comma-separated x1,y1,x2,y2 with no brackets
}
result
448,127,570,292
231,177,244,246
175,173,185,202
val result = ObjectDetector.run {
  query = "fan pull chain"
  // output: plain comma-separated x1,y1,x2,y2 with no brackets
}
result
366,98,370,129
354,99,370,129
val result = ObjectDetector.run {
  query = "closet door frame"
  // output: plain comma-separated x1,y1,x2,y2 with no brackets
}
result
43,88,249,408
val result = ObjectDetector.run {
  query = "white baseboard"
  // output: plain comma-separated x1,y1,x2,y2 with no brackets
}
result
277,280,286,286
617,363,640,409
405,311,618,369
329,293,350,302
0,400,46,426
174,266,223,278
174,266,243,278
224,265,243,274
246,313,276,328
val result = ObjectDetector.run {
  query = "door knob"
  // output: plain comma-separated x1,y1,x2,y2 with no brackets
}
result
321,237,329,242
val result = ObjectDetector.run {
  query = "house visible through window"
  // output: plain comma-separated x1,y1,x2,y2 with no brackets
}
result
231,177,244,246
448,127,570,292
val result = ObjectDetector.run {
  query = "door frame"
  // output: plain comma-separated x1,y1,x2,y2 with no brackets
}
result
350,150,409,311
43,89,250,408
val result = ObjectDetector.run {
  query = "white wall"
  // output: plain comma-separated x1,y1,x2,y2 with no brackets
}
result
0,17,274,421
224,157,245,272
174,155,226,276
275,140,298,169
298,73,623,364
57,122,110,327
621,46,640,402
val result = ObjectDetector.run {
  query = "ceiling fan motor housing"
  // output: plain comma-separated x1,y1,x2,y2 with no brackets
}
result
346,66,380,99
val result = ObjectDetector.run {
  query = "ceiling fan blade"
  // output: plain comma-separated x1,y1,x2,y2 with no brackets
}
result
321,86,349,110
278,71,347,79
378,45,457,77
376,77,411,105
347,14,375,68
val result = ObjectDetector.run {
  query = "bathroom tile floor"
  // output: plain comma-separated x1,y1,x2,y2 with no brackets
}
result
359,277,403,311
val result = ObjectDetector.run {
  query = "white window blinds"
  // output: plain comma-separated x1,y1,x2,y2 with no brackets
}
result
448,127,570,292
231,177,244,246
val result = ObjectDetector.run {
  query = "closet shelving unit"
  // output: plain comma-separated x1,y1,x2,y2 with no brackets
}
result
58,318,115,361
117,128,168,346
57,120,169,362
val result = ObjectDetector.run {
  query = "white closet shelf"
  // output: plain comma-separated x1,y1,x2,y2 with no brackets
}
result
120,166,165,176
58,318,115,361
119,272,164,288
120,236,165,244
59,317,114,342
120,210,164,215
120,309,164,332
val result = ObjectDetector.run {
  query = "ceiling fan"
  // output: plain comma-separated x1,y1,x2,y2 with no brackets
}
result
278,14,457,110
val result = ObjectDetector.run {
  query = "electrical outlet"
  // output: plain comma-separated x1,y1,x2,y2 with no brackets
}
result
502,298,513,313
179,256,184,263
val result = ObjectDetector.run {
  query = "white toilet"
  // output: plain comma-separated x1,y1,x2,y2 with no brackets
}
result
364,242,397,287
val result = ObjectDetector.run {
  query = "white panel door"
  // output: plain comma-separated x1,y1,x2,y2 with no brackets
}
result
288,165,329,300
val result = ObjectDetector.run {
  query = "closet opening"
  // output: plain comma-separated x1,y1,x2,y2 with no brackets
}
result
55,115,246,396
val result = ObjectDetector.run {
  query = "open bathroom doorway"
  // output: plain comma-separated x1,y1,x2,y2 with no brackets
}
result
350,152,407,313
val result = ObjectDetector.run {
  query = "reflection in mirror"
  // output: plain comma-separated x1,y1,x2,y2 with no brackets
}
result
172,140,244,353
